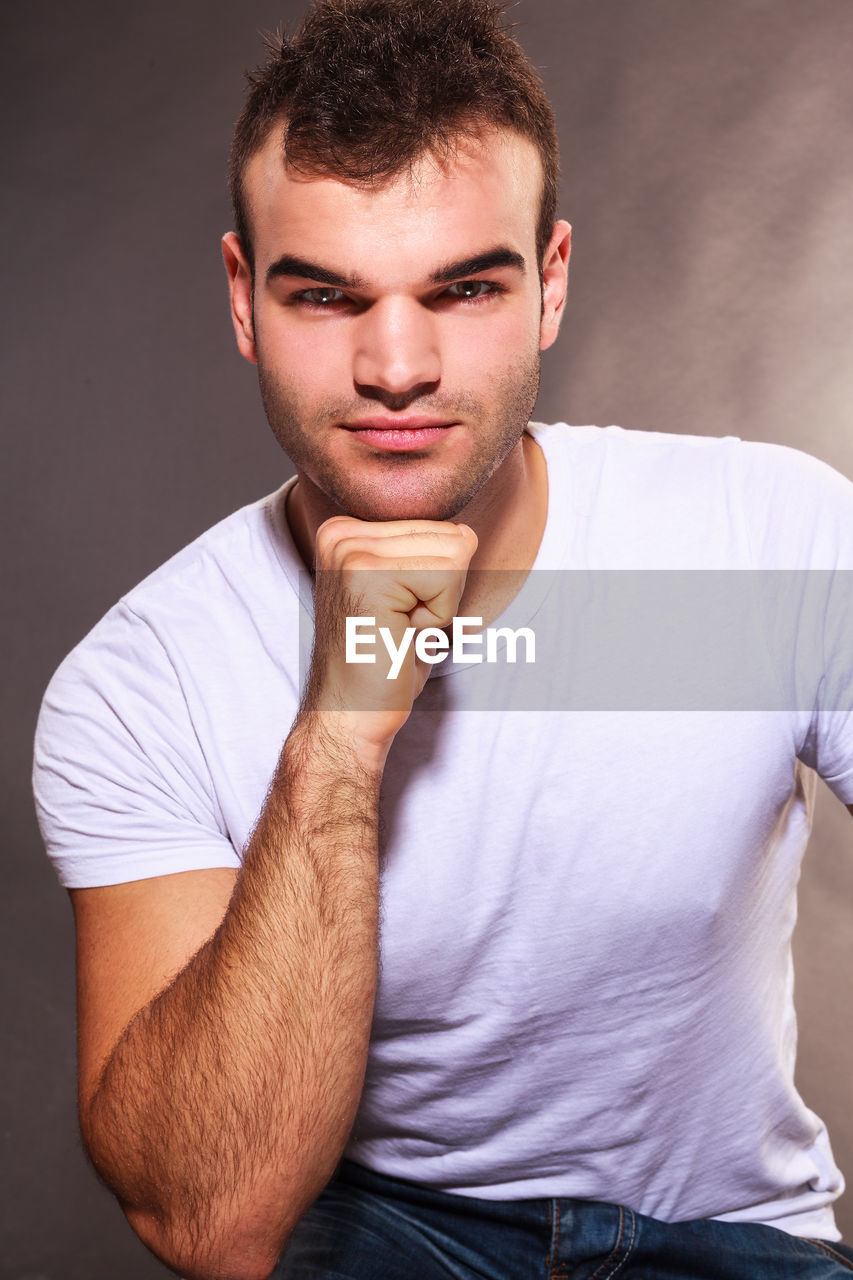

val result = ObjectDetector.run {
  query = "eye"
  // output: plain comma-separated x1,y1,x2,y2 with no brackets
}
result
296,286,347,307
446,279,495,301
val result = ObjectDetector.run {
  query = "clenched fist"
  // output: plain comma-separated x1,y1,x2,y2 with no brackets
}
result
304,516,478,759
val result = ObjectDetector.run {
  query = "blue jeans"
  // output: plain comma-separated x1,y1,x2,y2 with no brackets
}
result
275,1160,853,1278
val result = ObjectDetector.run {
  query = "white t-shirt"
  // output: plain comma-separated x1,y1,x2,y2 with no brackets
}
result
33,424,853,1239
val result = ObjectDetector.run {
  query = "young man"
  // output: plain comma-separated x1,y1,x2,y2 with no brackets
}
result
33,2,853,1278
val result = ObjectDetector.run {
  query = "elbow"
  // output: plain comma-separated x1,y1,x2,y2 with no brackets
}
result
80,1108,296,1279
126,1205,293,1280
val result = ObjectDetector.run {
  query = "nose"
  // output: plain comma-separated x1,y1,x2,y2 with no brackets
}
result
352,296,440,408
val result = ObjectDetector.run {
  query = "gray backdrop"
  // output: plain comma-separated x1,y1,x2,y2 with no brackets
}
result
3,1,852,1275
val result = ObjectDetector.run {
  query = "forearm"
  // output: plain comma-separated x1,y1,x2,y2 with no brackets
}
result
83,713,381,1279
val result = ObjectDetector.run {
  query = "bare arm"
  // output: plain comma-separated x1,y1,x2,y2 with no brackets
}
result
74,517,476,1280
79,716,381,1280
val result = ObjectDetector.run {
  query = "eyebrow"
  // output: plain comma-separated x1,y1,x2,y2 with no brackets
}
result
266,254,366,289
428,247,526,285
265,245,526,290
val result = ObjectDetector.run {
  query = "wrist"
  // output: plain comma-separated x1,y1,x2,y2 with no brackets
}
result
287,709,393,779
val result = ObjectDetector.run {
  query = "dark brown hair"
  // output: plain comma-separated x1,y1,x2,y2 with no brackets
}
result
228,0,559,273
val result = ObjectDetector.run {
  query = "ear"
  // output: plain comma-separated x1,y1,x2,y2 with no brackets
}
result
222,231,258,365
539,220,572,352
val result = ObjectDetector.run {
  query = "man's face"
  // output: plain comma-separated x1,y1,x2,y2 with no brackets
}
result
226,129,568,524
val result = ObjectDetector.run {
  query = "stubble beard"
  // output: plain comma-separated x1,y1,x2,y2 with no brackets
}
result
257,351,542,523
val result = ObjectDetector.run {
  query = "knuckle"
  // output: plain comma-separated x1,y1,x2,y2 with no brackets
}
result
343,551,381,574
316,516,362,555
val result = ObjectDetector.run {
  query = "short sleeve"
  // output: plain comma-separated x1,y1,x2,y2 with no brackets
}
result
798,569,853,803
33,601,241,888
738,443,853,803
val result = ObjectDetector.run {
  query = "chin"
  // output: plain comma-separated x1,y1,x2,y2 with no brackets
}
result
349,495,464,522
327,474,476,524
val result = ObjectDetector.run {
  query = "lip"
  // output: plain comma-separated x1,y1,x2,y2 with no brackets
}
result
342,417,457,452
343,416,455,431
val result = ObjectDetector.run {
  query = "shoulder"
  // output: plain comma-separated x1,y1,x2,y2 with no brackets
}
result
122,483,299,620
37,480,305,721
726,438,853,569
33,485,304,887
45,482,300,690
529,423,853,568
530,420,850,479
530,421,746,504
